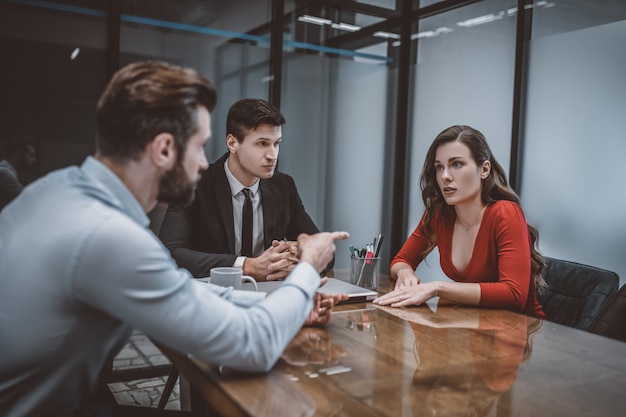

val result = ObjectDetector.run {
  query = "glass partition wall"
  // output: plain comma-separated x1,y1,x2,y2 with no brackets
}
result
2,0,626,283
280,52,391,268
521,2,626,285
211,1,395,268
408,0,518,283
280,2,396,267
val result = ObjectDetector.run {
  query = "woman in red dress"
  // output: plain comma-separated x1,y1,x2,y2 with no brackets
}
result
374,125,546,319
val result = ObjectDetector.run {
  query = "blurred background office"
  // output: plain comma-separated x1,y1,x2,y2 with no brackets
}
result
1,0,624,285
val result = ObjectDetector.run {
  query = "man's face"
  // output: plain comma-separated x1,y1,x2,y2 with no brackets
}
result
228,124,281,186
158,106,210,207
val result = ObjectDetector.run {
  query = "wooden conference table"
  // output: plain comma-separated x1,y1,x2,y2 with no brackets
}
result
158,272,626,417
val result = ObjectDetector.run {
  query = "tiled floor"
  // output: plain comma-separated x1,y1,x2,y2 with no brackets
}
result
109,330,181,411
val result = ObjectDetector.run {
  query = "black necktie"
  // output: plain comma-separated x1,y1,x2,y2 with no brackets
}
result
241,188,253,257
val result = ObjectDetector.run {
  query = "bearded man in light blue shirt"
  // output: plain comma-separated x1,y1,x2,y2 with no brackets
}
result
0,61,348,417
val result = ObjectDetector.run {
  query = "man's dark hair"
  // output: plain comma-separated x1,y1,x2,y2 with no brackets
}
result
95,61,217,161
226,98,285,143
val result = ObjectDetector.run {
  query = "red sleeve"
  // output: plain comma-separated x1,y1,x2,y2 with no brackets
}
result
478,202,531,311
390,213,431,271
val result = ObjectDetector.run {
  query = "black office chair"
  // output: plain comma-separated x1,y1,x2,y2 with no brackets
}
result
148,202,169,236
537,257,619,331
589,283,626,342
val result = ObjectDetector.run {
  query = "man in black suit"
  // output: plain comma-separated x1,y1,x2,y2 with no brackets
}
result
160,98,328,281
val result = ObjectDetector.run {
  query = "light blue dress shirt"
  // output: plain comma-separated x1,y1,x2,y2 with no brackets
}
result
0,156,321,417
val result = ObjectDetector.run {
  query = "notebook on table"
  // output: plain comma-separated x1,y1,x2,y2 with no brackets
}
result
246,278,378,304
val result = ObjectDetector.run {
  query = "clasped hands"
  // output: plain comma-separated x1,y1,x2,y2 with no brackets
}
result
246,231,350,325
242,239,300,281
244,231,347,282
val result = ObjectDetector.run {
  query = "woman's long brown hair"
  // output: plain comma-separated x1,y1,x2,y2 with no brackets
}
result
419,125,546,288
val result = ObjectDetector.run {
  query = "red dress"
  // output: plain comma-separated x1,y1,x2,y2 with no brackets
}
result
391,200,547,319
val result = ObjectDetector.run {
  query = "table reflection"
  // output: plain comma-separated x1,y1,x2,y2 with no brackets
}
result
346,308,377,338
378,305,541,417
281,326,347,367
276,326,348,416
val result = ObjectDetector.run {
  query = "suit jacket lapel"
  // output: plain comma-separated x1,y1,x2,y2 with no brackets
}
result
260,180,278,248
210,153,236,254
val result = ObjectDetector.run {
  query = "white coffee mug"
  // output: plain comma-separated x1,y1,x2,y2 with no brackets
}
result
210,267,258,291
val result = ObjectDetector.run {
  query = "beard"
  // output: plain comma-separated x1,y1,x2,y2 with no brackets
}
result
157,159,198,207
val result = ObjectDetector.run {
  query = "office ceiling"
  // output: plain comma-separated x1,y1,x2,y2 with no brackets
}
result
123,0,225,27
15,0,626,44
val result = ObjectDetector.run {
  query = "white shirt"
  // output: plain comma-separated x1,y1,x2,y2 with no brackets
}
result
224,158,265,265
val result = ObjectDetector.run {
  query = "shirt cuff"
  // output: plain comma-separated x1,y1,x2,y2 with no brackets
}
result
233,256,246,268
279,262,321,297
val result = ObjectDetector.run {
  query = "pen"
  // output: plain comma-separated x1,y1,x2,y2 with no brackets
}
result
374,235,384,257
365,244,373,264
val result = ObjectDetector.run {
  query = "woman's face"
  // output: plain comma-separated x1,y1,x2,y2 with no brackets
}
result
434,141,488,207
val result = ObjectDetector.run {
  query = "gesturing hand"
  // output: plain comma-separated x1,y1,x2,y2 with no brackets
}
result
297,231,349,274
304,292,349,326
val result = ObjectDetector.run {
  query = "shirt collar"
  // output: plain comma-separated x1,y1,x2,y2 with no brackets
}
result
224,157,259,197
80,156,150,228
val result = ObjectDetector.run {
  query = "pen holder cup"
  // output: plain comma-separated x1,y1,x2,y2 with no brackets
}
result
349,256,380,291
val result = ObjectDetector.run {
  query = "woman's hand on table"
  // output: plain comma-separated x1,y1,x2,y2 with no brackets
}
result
373,282,437,308
394,268,420,289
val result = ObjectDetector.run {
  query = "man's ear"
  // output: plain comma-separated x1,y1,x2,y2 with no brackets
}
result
226,134,239,154
150,133,177,169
